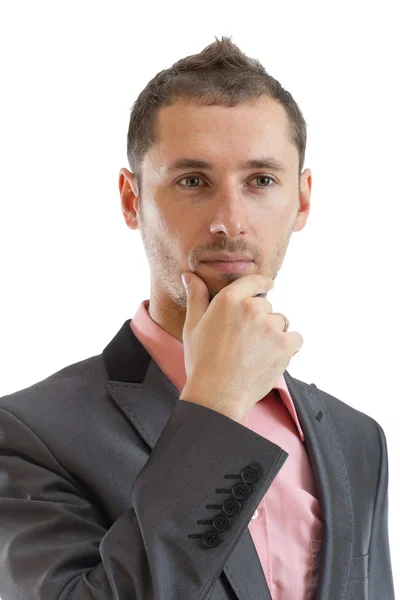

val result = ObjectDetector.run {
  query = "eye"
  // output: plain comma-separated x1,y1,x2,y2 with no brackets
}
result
248,175,275,188
177,175,205,188
176,174,276,189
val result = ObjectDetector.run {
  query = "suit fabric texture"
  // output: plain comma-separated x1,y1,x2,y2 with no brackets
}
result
0,318,395,600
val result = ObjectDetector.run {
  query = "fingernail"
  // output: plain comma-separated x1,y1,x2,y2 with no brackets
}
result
181,273,191,288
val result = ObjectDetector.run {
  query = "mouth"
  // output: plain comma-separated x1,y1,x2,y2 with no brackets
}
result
201,260,254,273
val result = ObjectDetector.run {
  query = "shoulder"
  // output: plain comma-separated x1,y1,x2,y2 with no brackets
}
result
0,354,106,427
290,373,384,452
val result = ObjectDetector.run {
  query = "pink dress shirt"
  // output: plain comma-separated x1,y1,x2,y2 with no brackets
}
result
130,299,324,600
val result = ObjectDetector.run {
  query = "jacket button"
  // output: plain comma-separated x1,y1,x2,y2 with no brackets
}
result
212,512,231,532
241,464,260,484
202,530,223,548
231,481,252,500
222,497,242,516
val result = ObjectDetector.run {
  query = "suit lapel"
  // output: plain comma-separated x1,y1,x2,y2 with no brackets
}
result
283,371,354,599
103,320,354,600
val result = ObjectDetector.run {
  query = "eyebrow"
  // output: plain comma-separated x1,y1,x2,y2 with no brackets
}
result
166,157,287,173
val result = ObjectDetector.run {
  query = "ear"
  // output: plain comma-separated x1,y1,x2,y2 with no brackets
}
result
119,168,140,231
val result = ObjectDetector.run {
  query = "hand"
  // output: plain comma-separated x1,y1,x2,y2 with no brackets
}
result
179,272,303,423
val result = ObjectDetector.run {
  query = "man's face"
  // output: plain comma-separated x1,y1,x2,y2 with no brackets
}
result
120,96,311,312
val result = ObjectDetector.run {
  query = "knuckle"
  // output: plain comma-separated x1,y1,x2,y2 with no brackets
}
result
280,332,292,348
273,327,289,349
264,299,273,313
263,316,275,333
221,290,236,306
243,297,257,313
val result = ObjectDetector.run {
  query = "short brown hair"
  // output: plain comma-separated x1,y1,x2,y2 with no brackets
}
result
127,36,307,196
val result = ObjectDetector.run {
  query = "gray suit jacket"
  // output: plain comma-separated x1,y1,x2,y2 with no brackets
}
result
0,318,395,599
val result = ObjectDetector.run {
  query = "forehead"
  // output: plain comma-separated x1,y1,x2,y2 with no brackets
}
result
143,97,297,176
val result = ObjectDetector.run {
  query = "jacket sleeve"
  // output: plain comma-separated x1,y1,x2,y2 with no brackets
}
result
367,421,395,599
0,400,288,600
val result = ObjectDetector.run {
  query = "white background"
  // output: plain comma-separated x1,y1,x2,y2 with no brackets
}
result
0,0,399,597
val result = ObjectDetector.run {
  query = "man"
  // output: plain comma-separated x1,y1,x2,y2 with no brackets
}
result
0,36,395,600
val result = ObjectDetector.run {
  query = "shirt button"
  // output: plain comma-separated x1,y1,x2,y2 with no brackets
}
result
251,509,258,520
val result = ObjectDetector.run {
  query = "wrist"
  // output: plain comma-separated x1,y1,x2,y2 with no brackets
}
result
179,388,245,425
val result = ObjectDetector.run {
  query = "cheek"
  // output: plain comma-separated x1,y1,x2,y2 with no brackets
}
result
264,192,298,225
142,200,170,232
170,220,194,252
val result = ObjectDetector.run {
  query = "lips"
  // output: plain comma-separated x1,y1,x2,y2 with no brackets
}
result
201,260,253,273
203,259,250,262
202,254,252,262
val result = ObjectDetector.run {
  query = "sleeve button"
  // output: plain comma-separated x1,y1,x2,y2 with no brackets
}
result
212,512,231,532
241,464,260,483
231,481,252,500
202,530,223,548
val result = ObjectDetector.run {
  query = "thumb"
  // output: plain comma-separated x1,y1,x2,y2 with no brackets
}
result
181,271,210,332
